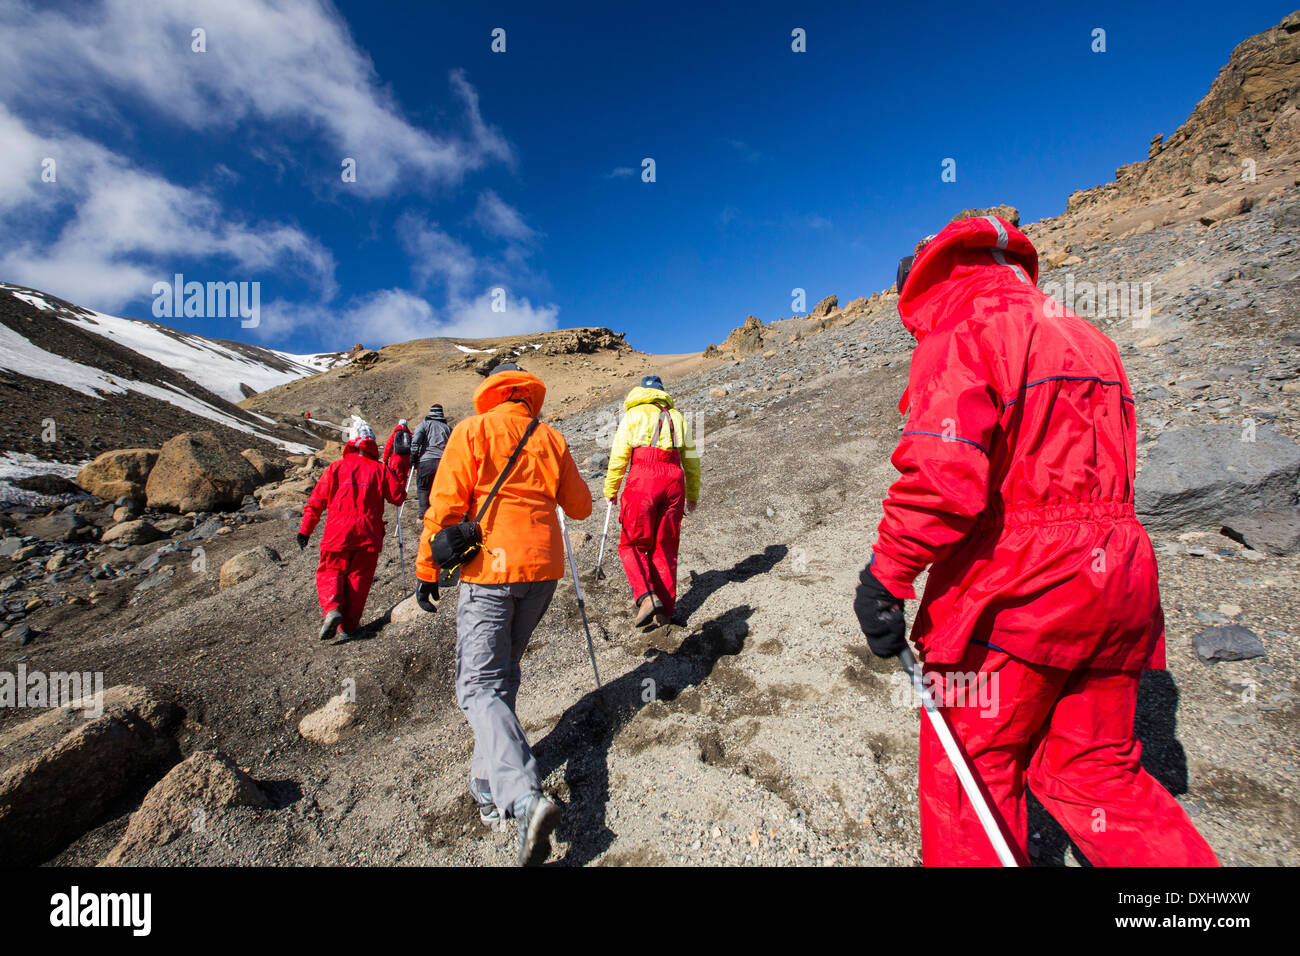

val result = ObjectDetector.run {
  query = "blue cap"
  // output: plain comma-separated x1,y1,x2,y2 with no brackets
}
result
641,375,664,390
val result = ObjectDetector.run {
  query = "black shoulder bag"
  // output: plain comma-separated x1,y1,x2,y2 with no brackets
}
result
432,417,540,577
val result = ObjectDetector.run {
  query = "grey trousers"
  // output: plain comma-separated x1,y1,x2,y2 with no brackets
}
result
455,579,558,817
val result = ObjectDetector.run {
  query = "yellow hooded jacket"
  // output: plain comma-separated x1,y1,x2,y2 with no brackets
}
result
603,386,700,502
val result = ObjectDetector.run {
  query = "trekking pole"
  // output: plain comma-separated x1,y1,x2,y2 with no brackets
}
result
898,647,1018,867
396,471,413,590
593,498,613,580
557,508,602,688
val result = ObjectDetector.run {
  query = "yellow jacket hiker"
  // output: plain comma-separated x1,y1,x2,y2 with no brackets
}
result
603,385,700,501
602,377,700,629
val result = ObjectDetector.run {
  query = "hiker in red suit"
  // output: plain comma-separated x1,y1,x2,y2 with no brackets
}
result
298,418,410,641
382,418,412,465
602,376,701,628
853,215,1218,866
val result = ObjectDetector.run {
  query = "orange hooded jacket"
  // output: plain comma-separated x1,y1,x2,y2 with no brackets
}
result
415,368,592,585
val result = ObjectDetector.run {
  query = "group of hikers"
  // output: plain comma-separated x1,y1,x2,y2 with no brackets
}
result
292,213,1218,868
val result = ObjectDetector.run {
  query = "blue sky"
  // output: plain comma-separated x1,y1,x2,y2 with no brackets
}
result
0,0,1290,355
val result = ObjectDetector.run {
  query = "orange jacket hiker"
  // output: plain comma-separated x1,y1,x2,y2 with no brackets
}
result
415,367,592,584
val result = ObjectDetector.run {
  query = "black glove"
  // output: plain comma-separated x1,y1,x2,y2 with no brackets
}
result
296,532,310,550
854,566,906,658
415,579,439,612
392,429,411,457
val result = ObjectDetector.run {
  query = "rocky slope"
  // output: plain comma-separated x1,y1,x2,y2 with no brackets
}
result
0,283,333,501
240,326,716,437
0,12,1298,868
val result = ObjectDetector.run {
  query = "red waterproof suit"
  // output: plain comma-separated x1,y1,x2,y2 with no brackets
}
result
300,435,409,633
620,446,687,617
873,215,1216,866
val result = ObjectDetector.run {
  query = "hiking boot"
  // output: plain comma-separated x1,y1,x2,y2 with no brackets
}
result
470,778,500,828
318,609,343,641
633,595,656,627
651,607,670,629
514,791,561,867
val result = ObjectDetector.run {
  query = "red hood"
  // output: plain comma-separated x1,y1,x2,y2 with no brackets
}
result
473,368,546,416
895,215,1039,413
343,437,379,460
897,215,1038,342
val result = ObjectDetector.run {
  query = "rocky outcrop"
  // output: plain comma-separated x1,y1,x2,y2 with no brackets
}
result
298,694,358,745
953,205,1021,227
101,519,165,547
0,685,183,866
218,546,282,591
101,750,269,865
1053,13,1300,225
1136,425,1300,531
709,316,766,357
145,431,262,513
239,448,287,483
1221,507,1300,556
811,295,838,318
76,449,158,501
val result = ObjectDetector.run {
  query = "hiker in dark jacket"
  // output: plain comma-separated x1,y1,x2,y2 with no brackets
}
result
410,404,452,516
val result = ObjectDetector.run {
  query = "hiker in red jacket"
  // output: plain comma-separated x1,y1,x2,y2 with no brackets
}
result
382,419,412,465
298,418,410,641
854,215,1218,866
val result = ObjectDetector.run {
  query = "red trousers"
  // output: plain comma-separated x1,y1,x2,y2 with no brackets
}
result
618,447,685,617
920,644,1219,866
316,548,380,633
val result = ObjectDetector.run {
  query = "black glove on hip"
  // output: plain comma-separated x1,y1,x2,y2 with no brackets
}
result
854,566,907,658
415,579,439,612
296,532,310,550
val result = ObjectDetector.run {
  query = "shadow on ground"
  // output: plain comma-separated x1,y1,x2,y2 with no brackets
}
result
674,544,787,624
533,604,753,866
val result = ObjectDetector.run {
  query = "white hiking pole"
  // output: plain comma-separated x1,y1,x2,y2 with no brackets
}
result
899,647,1018,867
396,470,413,590
593,498,613,581
557,508,602,688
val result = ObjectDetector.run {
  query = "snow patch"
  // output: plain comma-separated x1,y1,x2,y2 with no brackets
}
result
59,308,325,403
0,323,312,454
0,452,88,508
11,291,52,311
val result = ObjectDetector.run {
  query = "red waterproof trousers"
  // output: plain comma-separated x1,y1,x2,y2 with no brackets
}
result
618,447,685,617
920,643,1219,866
316,549,380,633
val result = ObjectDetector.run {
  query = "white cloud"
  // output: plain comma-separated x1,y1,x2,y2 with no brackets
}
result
257,288,559,346
0,0,553,351
397,214,477,298
0,105,336,310
0,0,513,198
471,190,535,242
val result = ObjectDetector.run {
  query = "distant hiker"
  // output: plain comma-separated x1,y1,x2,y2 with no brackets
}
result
603,375,700,628
855,215,1218,866
383,418,412,465
298,418,410,642
414,364,591,866
410,403,452,515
